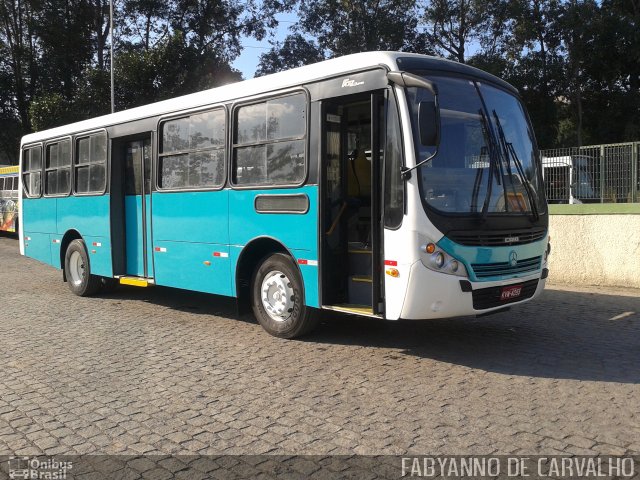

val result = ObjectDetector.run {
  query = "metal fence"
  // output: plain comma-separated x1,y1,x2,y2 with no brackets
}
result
540,142,640,204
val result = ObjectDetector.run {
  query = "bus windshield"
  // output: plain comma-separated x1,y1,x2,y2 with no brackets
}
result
407,76,545,216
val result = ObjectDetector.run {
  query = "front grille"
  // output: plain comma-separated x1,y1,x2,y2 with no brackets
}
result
471,256,542,278
448,228,546,246
472,279,539,310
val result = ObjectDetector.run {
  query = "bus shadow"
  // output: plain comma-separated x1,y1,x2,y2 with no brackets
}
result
99,285,254,324
306,289,640,384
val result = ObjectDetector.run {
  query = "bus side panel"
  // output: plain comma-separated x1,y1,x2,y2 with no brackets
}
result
47,233,112,276
23,232,51,265
56,195,113,277
22,197,56,234
152,190,231,295
56,196,111,238
22,197,56,265
228,186,319,308
153,241,232,296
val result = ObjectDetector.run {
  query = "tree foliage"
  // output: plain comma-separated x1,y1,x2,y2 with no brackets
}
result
0,0,285,161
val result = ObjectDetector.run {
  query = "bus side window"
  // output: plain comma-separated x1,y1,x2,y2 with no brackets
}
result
22,146,43,198
232,92,307,187
45,139,71,196
75,133,107,195
158,109,226,190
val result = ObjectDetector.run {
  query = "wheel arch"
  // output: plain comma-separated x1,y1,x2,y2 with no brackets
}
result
60,229,83,281
235,236,304,309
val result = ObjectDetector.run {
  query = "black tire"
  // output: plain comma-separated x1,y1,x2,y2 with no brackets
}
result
64,239,102,297
251,253,319,338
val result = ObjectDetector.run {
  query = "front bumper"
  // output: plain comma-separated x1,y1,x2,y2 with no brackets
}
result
399,260,547,320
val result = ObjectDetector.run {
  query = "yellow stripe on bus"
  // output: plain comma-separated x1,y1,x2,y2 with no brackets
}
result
0,166,18,175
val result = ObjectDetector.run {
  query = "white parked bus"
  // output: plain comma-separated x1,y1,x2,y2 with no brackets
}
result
542,154,598,204
19,52,550,338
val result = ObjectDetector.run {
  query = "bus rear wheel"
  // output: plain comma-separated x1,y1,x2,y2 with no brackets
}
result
64,239,102,297
251,253,318,338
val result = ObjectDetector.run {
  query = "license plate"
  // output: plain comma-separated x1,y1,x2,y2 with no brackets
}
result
500,285,522,301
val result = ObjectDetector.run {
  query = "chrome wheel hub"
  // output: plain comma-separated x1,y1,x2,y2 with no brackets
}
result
68,251,85,286
261,270,295,322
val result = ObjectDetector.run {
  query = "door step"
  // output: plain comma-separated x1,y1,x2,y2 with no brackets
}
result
322,304,379,318
348,248,372,276
117,276,154,287
348,275,372,305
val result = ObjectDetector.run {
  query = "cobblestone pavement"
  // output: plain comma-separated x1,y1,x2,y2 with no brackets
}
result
0,235,639,457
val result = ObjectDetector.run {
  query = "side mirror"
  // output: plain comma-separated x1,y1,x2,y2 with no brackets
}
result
418,100,440,147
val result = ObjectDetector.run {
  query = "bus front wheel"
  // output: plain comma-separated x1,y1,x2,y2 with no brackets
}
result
64,239,102,297
251,253,318,338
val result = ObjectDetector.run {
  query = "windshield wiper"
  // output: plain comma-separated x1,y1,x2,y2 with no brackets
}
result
492,110,540,221
478,109,502,222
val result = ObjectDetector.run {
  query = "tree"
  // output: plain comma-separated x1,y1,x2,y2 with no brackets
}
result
298,0,424,56
420,0,486,63
0,0,39,132
256,33,325,77
256,0,432,76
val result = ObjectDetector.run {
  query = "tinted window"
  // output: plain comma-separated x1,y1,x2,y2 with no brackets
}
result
75,132,107,194
159,109,226,189
384,94,404,228
232,93,306,186
45,139,71,196
22,146,42,197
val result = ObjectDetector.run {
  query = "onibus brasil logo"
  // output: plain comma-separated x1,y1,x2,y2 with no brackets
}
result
8,457,73,479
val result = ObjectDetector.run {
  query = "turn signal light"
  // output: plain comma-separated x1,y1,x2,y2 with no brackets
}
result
421,243,436,254
385,268,400,278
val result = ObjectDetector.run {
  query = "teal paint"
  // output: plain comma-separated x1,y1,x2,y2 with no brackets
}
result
437,235,548,282
23,232,51,265
153,241,232,296
125,195,144,276
56,196,111,238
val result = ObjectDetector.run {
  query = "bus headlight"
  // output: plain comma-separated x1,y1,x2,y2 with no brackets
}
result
419,239,467,277
431,252,445,269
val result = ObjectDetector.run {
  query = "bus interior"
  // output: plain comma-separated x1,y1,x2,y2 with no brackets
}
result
322,93,383,316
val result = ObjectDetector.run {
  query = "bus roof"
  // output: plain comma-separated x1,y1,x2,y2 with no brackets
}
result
20,51,517,146
542,154,596,167
541,156,573,167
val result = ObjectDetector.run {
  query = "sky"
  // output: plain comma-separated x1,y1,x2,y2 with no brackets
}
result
232,13,298,80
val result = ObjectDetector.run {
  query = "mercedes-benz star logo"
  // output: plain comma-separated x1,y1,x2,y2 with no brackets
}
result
509,251,518,267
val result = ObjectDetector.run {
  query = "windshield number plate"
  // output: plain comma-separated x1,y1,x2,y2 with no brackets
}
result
500,285,523,301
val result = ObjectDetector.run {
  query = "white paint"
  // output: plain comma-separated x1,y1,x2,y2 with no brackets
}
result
548,214,640,289
609,312,635,321
18,151,24,256
400,261,546,319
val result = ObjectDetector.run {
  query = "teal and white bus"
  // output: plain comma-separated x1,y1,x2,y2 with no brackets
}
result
19,52,550,338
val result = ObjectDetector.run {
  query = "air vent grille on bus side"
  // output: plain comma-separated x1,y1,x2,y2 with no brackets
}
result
447,228,546,246
471,256,542,279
